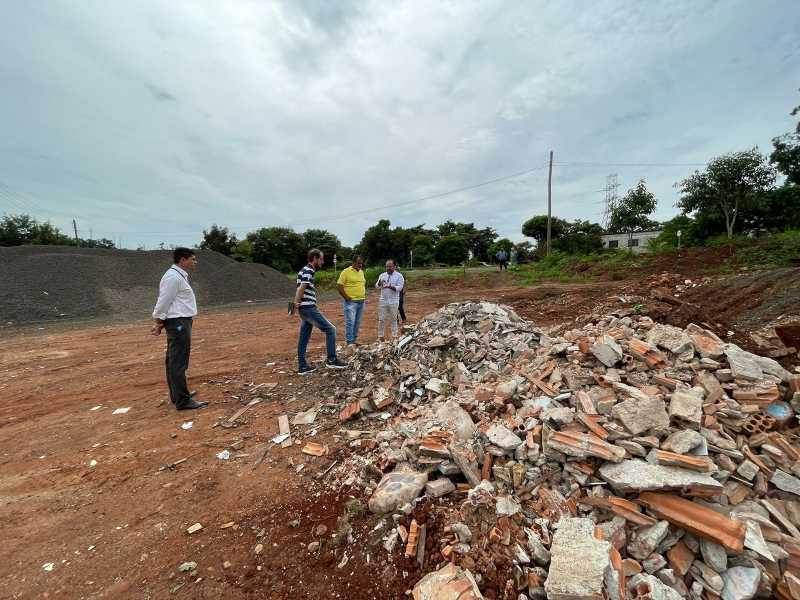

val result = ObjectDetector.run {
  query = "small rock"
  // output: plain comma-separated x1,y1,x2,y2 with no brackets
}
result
254,544,263,555
308,541,321,553
612,396,669,436
412,563,484,599
178,561,197,572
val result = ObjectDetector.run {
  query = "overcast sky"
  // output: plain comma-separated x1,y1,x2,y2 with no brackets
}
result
1,1,798,248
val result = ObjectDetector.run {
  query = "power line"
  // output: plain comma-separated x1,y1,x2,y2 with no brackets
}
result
554,161,707,167
292,164,550,227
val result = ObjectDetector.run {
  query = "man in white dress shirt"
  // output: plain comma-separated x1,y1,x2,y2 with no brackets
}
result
151,248,207,411
375,259,405,341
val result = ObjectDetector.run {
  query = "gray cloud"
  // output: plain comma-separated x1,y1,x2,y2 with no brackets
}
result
0,0,798,248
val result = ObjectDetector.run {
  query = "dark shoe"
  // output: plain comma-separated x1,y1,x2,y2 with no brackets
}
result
298,365,317,375
177,400,208,410
325,358,347,370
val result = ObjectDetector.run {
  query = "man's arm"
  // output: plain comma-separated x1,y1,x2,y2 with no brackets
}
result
293,282,308,309
152,275,179,320
394,273,405,293
336,283,351,301
374,274,385,289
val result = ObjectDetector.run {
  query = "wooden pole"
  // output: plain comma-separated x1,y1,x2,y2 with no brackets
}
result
72,219,79,246
546,151,553,256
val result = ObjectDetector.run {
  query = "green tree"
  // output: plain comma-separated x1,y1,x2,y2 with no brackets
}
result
0,213,38,246
676,149,776,239
553,220,605,255
357,219,395,265
653,215,701,249
770,91,800,186
521,215,568,249
302,229,342,265
434,234,469,265
608,180,658,243
246,227,307,272
231,238,254,262
200,224,237,255
410,234,434,267
435,221,497,261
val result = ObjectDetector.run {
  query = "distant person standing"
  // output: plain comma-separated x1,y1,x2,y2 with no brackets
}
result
496,248,509,271
510,246,519,269
294,248,347,374
375,259,405,341
151,247,207,411
397,281,407,327
336,255,366,346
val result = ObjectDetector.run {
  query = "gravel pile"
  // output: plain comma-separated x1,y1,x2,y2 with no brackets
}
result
0,245,295,324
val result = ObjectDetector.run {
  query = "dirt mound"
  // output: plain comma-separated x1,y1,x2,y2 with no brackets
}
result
0,245,294,324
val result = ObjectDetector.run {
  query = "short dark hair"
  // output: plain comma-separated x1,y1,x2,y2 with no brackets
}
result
385,258,396,266
308,248,323,261
173,247,195,263
352,254,364,263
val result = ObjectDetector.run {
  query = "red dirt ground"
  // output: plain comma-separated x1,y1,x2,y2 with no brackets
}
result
1,264,797,599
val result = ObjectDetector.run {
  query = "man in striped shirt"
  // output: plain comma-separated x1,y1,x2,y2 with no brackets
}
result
293,248,347,374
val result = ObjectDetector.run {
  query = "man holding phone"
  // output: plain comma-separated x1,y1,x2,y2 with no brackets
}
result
375,258,404,341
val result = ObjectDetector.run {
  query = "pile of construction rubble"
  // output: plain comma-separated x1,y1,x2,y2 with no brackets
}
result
328,301,800,600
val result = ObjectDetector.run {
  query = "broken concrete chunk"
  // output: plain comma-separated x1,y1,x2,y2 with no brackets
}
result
647,323,694,358
591,335,623,367
668,386,704,426
599,460,723,495
485,423,523,451
544,517,611,600
720,566,760,600
724,345,764,381
699,538,727,573
770,469,800,497
612,396,669,436
736,460,759,482
425,478,455,498
628,520,670,560
662,430,703,454
412,563,484,600
435,400,475,441
368,467,428,514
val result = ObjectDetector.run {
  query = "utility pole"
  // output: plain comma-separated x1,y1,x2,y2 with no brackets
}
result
546,151,553,256
72,219,79,246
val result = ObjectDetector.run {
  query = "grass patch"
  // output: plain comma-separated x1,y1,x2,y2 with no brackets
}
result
727,229,800,269
511,250,650,285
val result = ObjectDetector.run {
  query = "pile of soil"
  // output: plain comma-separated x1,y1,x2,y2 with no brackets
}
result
0,245,295,324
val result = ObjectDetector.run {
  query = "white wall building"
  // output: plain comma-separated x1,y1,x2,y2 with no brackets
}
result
601,230,663,254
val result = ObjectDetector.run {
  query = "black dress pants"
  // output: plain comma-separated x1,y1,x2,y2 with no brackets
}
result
164,317,192,407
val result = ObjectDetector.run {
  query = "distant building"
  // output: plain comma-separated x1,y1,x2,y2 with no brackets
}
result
601,229,663,254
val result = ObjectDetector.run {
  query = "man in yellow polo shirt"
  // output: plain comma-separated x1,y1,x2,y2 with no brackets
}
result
337,255,366,345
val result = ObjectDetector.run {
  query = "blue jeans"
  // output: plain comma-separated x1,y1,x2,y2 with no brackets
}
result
297,305,337,368
342,300,364,344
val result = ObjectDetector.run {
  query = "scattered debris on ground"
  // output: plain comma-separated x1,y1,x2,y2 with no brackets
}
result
306,300,800,599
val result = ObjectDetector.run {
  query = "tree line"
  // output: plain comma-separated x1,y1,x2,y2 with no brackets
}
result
3,93,798,265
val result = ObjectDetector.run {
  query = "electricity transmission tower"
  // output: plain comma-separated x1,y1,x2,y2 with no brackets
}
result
601,174,620,229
